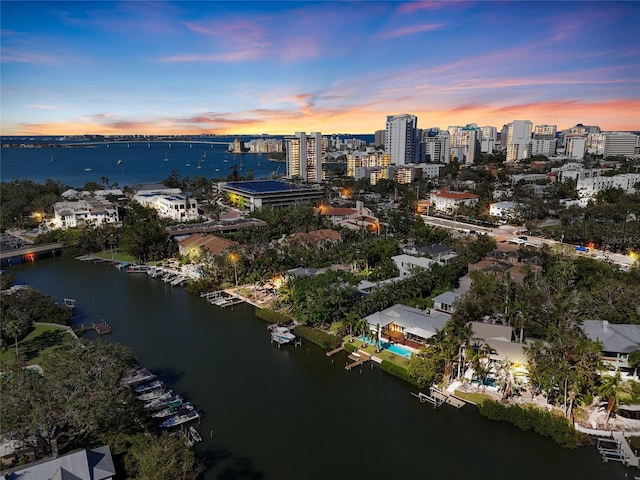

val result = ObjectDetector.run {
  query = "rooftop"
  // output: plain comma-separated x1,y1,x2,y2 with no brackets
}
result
225,180,314,194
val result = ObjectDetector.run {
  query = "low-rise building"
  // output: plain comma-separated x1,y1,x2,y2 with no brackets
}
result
429,189,479,214
220,180,324,211
134,192,199,222
432,291,462,313
178,233,238,258
51,197,119,229
365,304,451,347
582,320,640,378
391,254,439,278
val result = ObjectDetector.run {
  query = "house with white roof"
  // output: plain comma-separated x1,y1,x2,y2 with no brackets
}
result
391,254,439,278
133,192,199,222
365,304,450,347
432,291,462,314
51,197,119,230
429,189,479,214
582,320,640,378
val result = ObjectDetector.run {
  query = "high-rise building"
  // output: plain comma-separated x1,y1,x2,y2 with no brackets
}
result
385,114,418,165
534,125,557,137
285,132,324,182
374,130,385,147
420,128,450,163
448,124,481,164
506,120,532,162
565,135,587,160
347,152,391,177
479,126,497,154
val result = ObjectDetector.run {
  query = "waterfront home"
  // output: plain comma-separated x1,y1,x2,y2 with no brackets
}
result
582,320,640,379
279,229,342,251
178,233,238,259
50,197,120,230
133,191,199,222
365,304,450,348
0,445,115,480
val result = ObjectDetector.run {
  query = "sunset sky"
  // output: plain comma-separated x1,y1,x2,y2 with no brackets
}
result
1,1,639,136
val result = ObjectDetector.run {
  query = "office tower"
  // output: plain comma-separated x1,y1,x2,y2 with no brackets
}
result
499,124,509,150
534,125,557,138
385,114,418,165
285,132,324,182
506,120,532,162
565,135,587,160
604,132,640,158
448,124,481,164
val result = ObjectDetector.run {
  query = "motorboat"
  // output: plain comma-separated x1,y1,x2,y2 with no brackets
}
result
152,401,193,420
137,388,169,402
160,408,200,428
270,326,296,345
133,380,164,394
122,368,156,386
143,391,175,409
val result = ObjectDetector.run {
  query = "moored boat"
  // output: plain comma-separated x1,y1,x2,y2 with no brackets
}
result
133,380,164,394
189,426,202,443
159,408,200,428
137,388,170,402
152,402,193,420
271,326,296,345
143,391,175,409
122,368,156,386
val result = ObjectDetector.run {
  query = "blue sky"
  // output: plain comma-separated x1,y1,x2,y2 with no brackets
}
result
1,1,639,135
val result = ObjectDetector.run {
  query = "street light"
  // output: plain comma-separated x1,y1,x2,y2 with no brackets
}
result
229,252,238,287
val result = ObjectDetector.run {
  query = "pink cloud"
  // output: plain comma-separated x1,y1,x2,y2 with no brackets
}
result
377,23,444,40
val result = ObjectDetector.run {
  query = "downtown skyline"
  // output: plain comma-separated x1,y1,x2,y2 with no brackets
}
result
1,1,639,136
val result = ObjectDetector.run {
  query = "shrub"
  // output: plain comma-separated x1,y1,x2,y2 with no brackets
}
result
292,325,341,349
478,400,581,448
255,308,293,324
380,360,418,386
344,343,357,353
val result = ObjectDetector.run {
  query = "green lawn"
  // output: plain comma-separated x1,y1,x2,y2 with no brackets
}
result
454,390,493,406
344,339,411,368
1,324,75,369
93,251,136,263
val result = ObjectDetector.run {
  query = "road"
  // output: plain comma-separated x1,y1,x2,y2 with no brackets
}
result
420,215,637,269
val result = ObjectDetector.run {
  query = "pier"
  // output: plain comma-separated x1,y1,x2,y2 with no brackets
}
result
201,290,245,308
80,322,112,335
411,386,466,409
326,345,344,356
345,351,370,370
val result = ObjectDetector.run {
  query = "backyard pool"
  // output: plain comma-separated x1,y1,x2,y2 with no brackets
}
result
357,336,413,358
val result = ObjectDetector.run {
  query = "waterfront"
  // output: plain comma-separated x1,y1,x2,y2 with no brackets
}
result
7,257,627,480
0,138,280,187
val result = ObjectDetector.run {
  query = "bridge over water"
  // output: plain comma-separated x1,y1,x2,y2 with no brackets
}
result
0,242,64,267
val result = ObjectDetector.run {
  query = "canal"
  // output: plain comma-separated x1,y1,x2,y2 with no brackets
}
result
8,258,625,480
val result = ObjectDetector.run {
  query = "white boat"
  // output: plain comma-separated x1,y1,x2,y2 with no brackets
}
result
136,388,169,402
189,426,202,443
122,369,156,386
152,401,192,419
84,168,92,172
116,159,123,165
159,408,200,428
133,380,164,394
143,391,175,409
271,326,296,345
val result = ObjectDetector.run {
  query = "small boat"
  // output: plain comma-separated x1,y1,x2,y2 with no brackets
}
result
185,162,191,167
136,388,169,402
215,168,220,172
133,379,164,394
84,168,92,172
117,159,123,165
122,369,156,386
145,393,182,410
164,156,169,162
159,408,200,428
152,402,193,420
189,426,202,443
271,326,296,345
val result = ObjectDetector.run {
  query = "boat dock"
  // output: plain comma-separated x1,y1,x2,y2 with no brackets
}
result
201,290,244,308
411,386,465,409
345,351,371,370
80,321,112,335
326,345,344,356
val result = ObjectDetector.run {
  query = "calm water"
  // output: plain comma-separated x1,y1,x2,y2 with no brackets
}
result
0,138,281,187
7,258,625,480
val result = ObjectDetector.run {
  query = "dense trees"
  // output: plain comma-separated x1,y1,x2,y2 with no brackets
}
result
120,202,176,262
0,179,64,230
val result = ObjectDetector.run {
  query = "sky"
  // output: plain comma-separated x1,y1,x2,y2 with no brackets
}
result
1,1,639,136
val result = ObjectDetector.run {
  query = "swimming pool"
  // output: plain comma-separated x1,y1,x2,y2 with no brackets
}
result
357,336,413,358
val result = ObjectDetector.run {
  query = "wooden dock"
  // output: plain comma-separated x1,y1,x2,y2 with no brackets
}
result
326,345,344,356
345,351,370,370
80,322,112,335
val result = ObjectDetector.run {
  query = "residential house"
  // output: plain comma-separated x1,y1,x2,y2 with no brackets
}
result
429,189,479,214
468,249,543,283
582,320,640,378
133,192,199,222
391,254,439,278
365,304,451,348
432,291,462,314
280,229,341,250
316,201,381,233
178,233,238,258
51,197,119,229
0,445,115,480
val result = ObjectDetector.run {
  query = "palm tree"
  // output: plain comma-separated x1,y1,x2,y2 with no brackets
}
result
598,371,623,425
628,349,640,379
